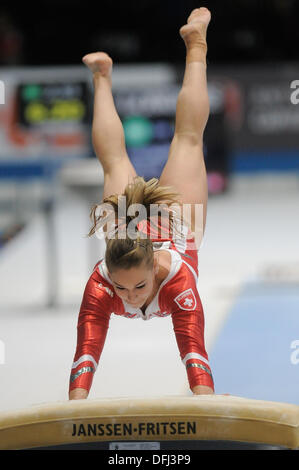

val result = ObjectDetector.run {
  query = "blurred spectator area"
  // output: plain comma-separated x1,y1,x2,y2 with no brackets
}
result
0,9,23,65
0,0,299,66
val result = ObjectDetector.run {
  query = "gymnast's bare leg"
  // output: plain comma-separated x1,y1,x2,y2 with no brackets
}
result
82,52,137,200
159,7,211,241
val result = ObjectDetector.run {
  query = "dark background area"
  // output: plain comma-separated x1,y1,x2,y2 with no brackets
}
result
0,0,298,66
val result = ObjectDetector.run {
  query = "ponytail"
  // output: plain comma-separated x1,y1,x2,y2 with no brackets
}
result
87,176,184,272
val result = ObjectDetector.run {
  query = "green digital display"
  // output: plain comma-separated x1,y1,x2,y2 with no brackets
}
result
17,82,90,127
123,115,154,147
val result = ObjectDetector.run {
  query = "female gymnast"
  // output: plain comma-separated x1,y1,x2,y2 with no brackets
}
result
69,7,214,399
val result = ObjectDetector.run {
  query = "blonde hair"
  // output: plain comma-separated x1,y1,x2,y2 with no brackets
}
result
88,176,183,273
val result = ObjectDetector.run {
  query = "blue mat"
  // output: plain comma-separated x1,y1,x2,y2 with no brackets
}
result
209,282,299,405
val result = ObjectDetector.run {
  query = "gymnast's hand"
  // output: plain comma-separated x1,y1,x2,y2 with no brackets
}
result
69,388,89,400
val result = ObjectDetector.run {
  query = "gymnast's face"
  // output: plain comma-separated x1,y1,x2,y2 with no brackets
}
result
108,258,159,308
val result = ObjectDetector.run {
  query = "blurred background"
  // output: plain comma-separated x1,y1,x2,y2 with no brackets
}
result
0,0,299,412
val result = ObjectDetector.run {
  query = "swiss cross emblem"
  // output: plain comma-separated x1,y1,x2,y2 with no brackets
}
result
174,288,197,311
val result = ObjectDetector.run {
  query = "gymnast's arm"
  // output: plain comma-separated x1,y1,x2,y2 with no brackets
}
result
171,305,214,395
69,276,112,400
69,388,88,400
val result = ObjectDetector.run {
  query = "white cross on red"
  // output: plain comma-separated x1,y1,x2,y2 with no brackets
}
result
183,297,193,307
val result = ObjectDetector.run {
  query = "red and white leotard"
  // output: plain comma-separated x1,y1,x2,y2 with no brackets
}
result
69,219,214,394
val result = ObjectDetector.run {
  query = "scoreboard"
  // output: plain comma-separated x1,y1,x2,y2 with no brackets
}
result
17,81,90,128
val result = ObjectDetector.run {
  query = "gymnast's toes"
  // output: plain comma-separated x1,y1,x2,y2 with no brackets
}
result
82,52,113,76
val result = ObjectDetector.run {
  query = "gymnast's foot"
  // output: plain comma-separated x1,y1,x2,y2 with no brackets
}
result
179,7,211,64
82,52,113,77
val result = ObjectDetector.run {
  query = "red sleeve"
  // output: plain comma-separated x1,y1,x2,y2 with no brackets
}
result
171,307,214,391
166,268,214,392
69,271,113,394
